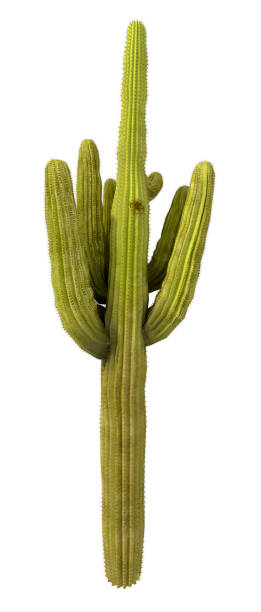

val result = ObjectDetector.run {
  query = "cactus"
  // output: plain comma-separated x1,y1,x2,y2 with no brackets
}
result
45,20,214,588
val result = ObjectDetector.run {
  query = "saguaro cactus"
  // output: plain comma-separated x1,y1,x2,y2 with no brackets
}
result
45,21,214,588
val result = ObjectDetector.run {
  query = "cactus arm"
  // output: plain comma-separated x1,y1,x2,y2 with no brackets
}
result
148,185,188,291
103,178,116,280
144,161,214,345
76,139,107,303
45,160,109,359
146,171,163,201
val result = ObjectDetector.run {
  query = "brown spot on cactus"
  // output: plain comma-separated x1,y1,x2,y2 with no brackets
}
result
130,200,144,212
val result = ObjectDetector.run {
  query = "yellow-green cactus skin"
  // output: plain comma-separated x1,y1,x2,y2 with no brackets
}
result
45,21,214,588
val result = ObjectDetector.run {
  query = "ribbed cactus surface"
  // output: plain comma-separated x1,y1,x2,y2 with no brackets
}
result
45,21,214,587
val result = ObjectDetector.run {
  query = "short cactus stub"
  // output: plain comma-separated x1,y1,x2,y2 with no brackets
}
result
45,21,214,588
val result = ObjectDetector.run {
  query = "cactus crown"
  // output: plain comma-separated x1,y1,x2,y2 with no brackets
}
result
45,21,214,588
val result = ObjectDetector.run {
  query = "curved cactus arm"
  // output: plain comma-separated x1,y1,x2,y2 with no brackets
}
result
148,185,188,292
146,171,163,201
103,178,116,279
76,139,107,303
45,160,109,359
144,161,214,346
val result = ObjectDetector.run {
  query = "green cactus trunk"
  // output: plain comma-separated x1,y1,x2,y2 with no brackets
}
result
100,23,149,586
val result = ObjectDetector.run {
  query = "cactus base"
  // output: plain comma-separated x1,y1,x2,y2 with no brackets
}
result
100,344,146,587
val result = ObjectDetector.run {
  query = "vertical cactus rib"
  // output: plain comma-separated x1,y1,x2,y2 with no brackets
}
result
144,162,215,345
77,139,107,303
148,185,188,291
45,160,109,359
103,178,116,280
147,171,163,201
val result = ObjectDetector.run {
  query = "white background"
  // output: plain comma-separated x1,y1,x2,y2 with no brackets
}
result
1,1,260,610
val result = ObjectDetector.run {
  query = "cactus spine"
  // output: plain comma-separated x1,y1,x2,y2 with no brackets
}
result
45,21,214,588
